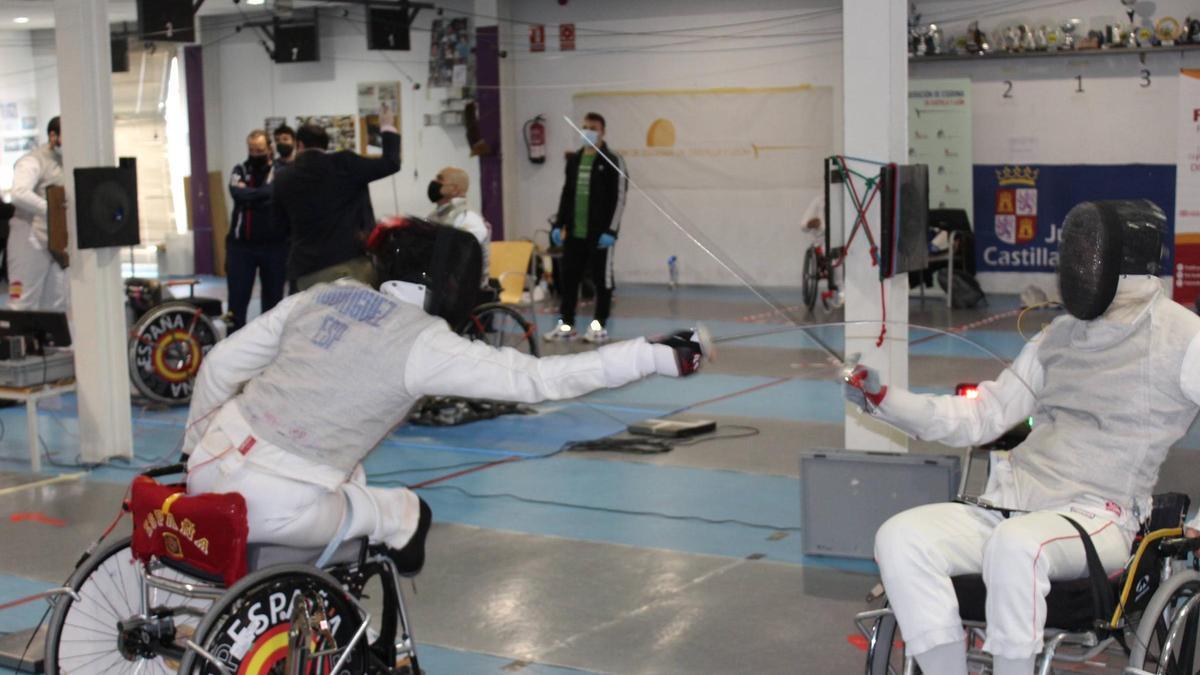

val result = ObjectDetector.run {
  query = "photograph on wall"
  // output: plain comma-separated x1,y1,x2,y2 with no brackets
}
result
1,103,15,120
263,116,286,136
2,139,20,152
20,116,36,131
356,82,401,157
294,115,356,153
428,17,471,89
20,136,35,151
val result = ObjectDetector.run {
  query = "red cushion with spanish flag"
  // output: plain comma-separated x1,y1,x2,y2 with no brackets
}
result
129,475,250,587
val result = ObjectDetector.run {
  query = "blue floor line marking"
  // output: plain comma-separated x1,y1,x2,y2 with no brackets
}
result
413,644,598,675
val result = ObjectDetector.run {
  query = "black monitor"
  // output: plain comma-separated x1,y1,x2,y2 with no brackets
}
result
0,310,72,350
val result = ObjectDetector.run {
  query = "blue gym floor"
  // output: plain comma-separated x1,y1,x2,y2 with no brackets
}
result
0,281,1190,673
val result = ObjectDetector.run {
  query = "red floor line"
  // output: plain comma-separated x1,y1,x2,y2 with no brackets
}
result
0,592,46,612
675,376,792,413
409,456,522,489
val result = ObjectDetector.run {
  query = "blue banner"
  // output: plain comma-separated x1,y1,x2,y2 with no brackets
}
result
973,164,1176,273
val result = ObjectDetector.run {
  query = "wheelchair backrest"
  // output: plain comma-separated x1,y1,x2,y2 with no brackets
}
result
129,475,249,587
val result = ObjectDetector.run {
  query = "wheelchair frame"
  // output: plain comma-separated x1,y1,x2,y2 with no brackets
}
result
43,467,422,675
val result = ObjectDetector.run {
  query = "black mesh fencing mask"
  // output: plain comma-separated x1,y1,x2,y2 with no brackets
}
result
1057,200,1164,320
368,217,483,327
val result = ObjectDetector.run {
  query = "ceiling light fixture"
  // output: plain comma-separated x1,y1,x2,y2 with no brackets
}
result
245,0,266,5
13,17,30,24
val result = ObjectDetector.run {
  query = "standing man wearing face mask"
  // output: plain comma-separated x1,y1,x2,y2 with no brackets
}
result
7,116,66,312
546,112,628,344
844,201,1200,675
273,124,296,167
426,167,491,292
226,129,287,332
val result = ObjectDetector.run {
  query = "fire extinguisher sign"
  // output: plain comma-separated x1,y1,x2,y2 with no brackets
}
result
559,23,576,51
530,24,546,52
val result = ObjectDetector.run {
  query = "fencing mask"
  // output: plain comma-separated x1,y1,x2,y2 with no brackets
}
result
367,216,483,328
1057,200,1165,320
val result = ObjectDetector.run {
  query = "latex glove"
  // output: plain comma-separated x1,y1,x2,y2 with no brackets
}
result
844,364,887,411
597,233,616,249
650,329,705,377
550,228,563,247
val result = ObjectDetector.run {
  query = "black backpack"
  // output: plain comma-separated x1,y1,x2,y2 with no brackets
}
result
935,267,987,309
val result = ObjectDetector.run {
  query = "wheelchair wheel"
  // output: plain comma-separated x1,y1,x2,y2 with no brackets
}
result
1129,570,1200,675
44,535,213,674
865,607,915,675
802,246,819,312
178,564,366,675
128,301,219,406
459,302,539,357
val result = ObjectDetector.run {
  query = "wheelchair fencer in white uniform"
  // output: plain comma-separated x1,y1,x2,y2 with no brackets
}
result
183,217,708,574
844,200,1200,675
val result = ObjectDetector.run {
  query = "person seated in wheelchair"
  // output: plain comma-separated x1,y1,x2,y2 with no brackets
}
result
843,200,1200,675
182,216,705,578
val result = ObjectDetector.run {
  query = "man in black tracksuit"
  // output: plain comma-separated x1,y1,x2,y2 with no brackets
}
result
546,112,628,344
273,106,401,291
227,129,287,332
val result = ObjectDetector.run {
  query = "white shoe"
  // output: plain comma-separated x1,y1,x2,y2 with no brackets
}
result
582,319,609,344
542,320,577,342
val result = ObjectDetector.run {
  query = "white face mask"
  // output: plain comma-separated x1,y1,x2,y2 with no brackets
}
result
582,129,600,146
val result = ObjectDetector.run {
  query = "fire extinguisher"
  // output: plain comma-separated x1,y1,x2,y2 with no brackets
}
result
523,115,546,164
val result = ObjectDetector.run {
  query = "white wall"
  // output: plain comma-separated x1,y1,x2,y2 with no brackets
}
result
0,30,42,198
200,2,484,228
505,0,842,287
912,0,1200,294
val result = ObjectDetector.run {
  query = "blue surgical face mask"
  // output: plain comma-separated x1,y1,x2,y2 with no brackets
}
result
582,129,600,146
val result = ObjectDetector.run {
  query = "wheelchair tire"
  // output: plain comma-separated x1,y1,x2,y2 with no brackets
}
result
802,246,819,312
128,301,219,406
1129,569,1200,674
44,535,212,675
459,302,539,357
178,564,366,675
864,605,915,675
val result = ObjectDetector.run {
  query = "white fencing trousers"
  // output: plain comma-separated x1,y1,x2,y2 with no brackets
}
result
875,500,1133,662
6,221,67,312
186,428,421,551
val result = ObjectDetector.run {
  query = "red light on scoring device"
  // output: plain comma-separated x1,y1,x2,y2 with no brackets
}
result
955,383,979,399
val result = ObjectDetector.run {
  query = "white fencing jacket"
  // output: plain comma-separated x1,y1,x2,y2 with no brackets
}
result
183,279,665,489
871,277,1200,527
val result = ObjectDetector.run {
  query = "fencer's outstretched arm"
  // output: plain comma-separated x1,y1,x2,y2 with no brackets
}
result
182,294,304,455
868,336,1045,447
406,324,679,402
10,154,47,224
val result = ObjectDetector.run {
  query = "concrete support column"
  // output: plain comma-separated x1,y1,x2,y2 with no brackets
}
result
54,0,134,462
842,0,909,452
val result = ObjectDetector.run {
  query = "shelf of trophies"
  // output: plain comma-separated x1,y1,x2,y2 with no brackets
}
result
908,17,1200,63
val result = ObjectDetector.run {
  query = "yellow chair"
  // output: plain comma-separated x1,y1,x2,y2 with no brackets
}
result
488,240,535,305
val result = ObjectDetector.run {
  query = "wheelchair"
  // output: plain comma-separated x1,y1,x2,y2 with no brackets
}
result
43,465,421,675
125,278,226,406
856,493,1200,675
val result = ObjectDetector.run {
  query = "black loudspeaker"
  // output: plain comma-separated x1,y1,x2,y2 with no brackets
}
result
111,38,130,72
137,0,195,42
273,18,320,63
75,158,140,250
368,8,411,50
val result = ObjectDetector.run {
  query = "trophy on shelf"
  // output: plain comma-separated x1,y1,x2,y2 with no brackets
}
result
1135,25,1155,47
1156,17,1182,46
1186,17,1200,44
1018,24,1037,51
1034,25,1050,50
1060,18,1082,49
925,24,943,55
965,21,990,54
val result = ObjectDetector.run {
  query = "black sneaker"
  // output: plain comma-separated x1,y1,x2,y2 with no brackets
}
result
388,498,432,577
